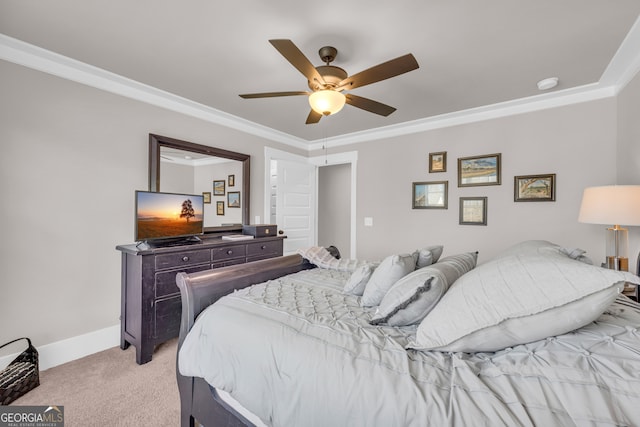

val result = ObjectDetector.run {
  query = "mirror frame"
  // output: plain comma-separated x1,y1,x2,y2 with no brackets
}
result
149,133,250,233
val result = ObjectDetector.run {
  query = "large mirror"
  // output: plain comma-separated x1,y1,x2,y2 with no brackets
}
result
149,134,250,233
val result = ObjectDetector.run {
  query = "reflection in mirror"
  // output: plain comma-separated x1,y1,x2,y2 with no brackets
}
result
149,134,250,232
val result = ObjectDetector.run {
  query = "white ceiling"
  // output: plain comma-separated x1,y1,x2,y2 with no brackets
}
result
2,1,640,149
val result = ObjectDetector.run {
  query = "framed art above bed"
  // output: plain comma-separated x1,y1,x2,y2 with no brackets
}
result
428,151,447,173
514,173,556,202
412,181,448,209
459,196,487,225
458,153,501,187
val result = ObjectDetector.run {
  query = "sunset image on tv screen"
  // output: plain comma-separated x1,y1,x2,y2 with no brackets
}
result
136,192,204,240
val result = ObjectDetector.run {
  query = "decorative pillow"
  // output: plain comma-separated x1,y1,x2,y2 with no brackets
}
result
296,246,364,272
410,240,640,352
343,264,375,296
360,253,417,307
413,245,444,269
559,247,593,265
370,252,477,326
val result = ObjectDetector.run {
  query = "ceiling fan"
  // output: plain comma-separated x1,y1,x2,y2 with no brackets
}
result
239,39,419,124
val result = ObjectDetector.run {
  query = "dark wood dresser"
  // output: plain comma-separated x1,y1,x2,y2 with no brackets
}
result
116,235,284,364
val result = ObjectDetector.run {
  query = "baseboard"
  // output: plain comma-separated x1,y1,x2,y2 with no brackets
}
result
0,325,120,371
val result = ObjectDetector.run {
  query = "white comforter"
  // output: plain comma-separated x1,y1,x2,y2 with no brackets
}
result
179,268,640,427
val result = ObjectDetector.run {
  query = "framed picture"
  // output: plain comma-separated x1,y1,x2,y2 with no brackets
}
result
459,197,488,225
458,153,501,187
202,192,211,204
412,181,448,209
514,174,556,202
429,151,447,173
216,201,225,215
227,191,240,208
228,174,235,187
213,180,225,196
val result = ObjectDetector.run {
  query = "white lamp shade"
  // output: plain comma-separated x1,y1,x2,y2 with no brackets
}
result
308,90,346,116
578,185,640,226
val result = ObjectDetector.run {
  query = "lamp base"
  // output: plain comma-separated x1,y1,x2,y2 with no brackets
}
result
606,256,628,271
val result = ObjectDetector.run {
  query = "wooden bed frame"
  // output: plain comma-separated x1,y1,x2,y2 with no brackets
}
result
175,254,316,427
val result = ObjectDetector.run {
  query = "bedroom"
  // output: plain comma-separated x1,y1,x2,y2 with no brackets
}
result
1,1,640,423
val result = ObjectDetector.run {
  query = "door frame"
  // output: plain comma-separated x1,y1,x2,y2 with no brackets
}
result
264,147,358,258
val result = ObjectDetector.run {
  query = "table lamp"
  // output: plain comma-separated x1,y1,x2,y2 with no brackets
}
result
578,185,640,273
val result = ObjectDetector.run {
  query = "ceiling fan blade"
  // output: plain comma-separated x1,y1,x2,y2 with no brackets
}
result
339,53,419,90
269,39,326,86
305,109,323,124
345,94,396,116
239,91,309,99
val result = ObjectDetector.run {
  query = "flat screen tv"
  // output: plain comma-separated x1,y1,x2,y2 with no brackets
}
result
135,191,204,243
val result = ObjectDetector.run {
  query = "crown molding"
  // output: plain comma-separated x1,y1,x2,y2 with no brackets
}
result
2,15,640,153
0,33,309,151
306,83,616,151
600,14,640,92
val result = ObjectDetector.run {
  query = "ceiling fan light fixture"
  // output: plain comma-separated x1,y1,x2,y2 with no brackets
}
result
309,90,346,116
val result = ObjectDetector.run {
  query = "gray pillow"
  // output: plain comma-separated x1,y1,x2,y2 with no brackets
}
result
370,252,478,326
360,253,417,307
559,247,593,264
343,264,375,296
413,245,444,268
410,240,640,352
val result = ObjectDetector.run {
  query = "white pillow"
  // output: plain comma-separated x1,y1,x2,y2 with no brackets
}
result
343,264,375,296
370,252,477,326
413,245,444,268
410,240,640,352
360,253,417,307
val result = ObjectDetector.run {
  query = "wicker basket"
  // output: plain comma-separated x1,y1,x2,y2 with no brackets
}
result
0,337,39,405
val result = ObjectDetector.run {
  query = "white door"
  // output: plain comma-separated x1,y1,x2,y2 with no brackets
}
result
276,159,317,255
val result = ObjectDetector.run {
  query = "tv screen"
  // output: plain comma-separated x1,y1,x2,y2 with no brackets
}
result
135,191,204,242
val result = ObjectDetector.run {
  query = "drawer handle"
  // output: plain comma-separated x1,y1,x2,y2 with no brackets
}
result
261,245,267,250
227,250,233,255
182,256,189,262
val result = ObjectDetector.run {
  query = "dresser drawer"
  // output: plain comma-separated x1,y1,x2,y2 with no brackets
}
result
155,264,211,298
212,244,246,262
212,258,246,269
155,249,210,270
246,240,282,257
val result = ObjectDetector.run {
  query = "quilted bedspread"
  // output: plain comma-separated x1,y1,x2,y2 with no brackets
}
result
179,268,640,427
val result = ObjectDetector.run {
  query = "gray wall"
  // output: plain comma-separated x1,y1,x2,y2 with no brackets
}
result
318,163,351,254
617,69,640,272
314,98,619,264
0,60,302,348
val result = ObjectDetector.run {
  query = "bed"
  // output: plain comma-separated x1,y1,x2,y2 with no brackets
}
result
175,240,640,427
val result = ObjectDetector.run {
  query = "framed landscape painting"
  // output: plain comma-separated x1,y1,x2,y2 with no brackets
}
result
429,151,447,173
227,191,240,208
213,180,225,196
514,174,556,202
458,153,501,187
412,181,448,209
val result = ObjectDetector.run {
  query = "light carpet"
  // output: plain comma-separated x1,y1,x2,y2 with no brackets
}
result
10,339,180,426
